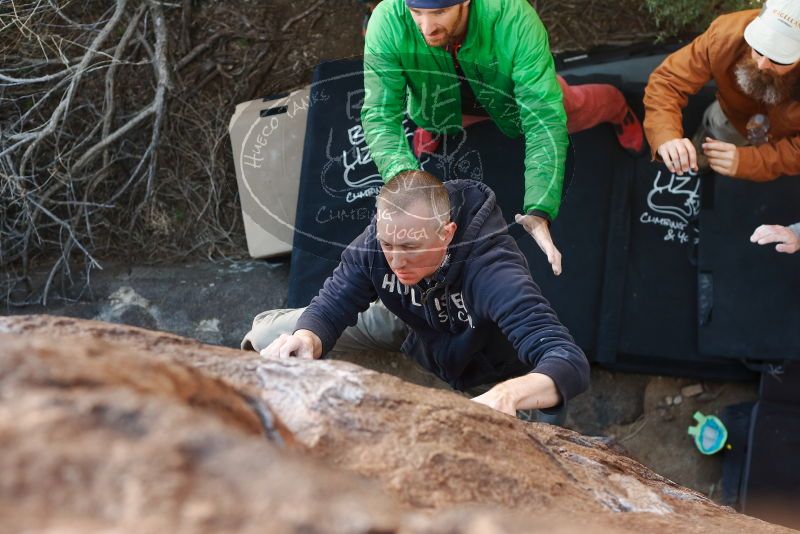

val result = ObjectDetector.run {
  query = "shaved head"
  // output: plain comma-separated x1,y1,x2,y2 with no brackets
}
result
376,170,451,232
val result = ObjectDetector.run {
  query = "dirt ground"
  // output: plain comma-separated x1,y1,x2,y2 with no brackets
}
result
568,371,758,500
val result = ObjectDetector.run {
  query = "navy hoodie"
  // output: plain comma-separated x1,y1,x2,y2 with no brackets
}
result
295,180,589,400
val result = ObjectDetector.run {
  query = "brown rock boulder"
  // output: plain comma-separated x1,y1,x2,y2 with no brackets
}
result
0,332,287,442
0,315,792,533
0,333,406,533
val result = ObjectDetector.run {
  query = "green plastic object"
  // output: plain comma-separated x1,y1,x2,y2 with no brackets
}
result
687,411,728,455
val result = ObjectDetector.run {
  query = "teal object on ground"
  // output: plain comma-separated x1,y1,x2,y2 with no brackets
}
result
687,411,728,455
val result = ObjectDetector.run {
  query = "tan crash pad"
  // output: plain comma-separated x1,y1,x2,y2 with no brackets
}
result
229,88,310,258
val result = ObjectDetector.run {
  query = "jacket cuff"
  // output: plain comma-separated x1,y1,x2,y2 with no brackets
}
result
383,160,420,182
734,147,773,182
530,347,589,403
526,209,551,223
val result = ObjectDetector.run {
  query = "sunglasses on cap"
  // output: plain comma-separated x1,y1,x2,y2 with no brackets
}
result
752,48,795,67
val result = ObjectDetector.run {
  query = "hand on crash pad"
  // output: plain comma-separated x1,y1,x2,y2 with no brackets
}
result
750,224,800,254
260,330,323,359
657,138,698,175
515,214,562,276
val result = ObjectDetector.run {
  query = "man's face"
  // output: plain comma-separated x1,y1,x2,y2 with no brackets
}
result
375,200,456,286
408,2,468,48
750,47,799,75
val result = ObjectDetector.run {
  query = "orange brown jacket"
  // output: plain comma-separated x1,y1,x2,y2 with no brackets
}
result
644,10,800,181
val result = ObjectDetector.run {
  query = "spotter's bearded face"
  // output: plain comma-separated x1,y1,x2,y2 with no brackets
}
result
407,1,469,48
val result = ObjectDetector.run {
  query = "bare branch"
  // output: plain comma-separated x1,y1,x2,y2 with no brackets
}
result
1,0,274,303
280,0,326,33
17,0,128,176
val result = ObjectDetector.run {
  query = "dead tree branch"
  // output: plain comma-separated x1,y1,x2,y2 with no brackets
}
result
0,0,296,304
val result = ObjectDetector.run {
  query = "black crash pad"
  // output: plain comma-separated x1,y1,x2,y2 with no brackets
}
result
285,53,779,380
741,401,800,529
699,173,800,361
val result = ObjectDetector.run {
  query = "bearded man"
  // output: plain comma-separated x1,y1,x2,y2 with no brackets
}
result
644,0,800,180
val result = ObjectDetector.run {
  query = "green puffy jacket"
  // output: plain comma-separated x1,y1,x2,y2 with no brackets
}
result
362,0,568,219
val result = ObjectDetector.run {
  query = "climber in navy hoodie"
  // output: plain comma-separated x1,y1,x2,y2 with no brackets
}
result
244,170,589,417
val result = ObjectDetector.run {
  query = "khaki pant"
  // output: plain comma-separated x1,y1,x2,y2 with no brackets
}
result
692,100,749,170
241,300,408,353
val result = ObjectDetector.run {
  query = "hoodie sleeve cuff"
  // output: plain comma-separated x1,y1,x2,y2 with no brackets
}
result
530,347,589,403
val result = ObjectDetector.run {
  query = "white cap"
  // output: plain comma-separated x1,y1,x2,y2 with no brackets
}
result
744,0,800,65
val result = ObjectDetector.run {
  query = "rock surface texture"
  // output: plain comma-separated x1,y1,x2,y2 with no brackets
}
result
0,315,792,533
